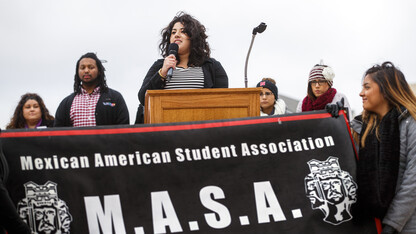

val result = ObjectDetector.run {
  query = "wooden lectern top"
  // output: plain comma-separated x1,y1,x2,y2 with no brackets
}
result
144,88,261,124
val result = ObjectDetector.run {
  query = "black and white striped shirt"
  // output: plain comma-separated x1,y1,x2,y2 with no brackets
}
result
164,67,204,90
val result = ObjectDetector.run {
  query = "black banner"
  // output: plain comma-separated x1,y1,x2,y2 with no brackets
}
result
0,111,378,234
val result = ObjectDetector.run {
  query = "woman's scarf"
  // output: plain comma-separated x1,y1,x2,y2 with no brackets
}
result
356,108,401,219
301,88,337,112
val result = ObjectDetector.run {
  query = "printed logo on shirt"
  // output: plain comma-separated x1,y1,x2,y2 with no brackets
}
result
304,156,357,225
17,181,73,233
103,102,116,107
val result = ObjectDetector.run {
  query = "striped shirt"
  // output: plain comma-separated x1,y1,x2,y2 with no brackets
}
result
70,87,100,127
164,67,204,90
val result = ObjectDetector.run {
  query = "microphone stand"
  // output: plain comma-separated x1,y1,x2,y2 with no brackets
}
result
244,34,257,88
244,22,266,88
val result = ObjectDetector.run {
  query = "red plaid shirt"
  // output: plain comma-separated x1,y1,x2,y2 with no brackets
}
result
70,87,101,127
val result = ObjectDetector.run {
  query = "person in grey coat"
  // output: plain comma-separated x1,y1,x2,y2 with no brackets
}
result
351,61,416,234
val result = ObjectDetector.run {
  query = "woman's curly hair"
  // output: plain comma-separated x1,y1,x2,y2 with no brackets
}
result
6,93,54,129
159,12,210,67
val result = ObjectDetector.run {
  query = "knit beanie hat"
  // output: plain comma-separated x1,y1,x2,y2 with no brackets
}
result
257,80,278,100
308,65,335,87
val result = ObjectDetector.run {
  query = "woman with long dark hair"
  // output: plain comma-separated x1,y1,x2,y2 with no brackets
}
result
6,93,54,129
137,12,228,106
351,62,416,233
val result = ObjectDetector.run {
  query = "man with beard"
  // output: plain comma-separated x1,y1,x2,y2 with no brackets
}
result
54,52,129,127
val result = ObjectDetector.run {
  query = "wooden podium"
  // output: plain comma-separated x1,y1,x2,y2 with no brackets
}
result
144,88,261,124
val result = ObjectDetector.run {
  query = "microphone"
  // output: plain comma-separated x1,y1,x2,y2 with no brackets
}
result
244,22,267,88
166,43,179,82
252,22,267,35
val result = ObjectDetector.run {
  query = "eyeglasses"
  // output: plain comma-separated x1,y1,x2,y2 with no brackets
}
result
310,80,327,86
260,92,273,97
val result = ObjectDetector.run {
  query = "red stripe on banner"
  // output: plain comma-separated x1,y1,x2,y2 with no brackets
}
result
342,111,359,160
0,112,334,138
375,218,382,234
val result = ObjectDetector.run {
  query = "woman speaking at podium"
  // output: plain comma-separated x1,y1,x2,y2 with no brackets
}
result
137,12,229,110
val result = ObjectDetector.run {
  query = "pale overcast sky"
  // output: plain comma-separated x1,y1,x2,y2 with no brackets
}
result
1,0,415,128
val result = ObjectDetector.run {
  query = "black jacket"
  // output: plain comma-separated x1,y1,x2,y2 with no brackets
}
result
0,140,31,234
0,179,31,234
54,88,129,127
138,58,228,105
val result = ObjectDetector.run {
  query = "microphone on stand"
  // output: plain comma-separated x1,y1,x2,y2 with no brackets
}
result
244,22,267,88
166,43,179,82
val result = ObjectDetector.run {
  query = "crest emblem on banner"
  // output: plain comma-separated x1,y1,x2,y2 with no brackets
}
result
16,181,73,234
304,156,357,225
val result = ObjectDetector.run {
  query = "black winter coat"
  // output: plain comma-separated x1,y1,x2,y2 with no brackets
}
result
138,58,228,105
54,88,129,127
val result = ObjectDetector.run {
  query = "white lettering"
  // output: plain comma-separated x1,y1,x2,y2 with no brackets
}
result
254,181,286,223
20,156,33,170
84,195,126,234
34,158,43,169
70,157,79,168
324,136,335,146
293,141,302,151
278,142,287,153
60,157,69,169
44,158,53,169
175,148,185,162
212,148,220,159
105,155,118,166
95,153,104,167
200,186,231,229
202,146,211,159
250,144,259,155
315,138,324,148
151,191,183,233
269,143,278,154
119,154,127,166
